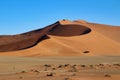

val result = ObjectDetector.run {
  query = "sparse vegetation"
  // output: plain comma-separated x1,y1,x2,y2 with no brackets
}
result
52,68,56,70
34,70,40,75
90,65,93,68
69,68,77,72
73,64,77,67
46,73,54,76
12,63,119,80
99,64,104,66
44,64,51,71
83,51,90,53
64,77,70,80
20,71,26,73
104,74,111,77
80,65,86,67
113,64,120,66
19,76,23,79
44,64,51,67
34,70,39,73
64,64,70,67
58,64,63,68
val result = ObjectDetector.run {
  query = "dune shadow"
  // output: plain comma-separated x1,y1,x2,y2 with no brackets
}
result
0,24,92,52
48,25,91,37
19,35,50,50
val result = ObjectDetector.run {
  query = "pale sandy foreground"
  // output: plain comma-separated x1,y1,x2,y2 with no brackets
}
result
0,56,119,80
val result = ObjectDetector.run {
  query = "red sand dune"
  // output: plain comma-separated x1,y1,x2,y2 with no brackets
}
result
0,20,120,56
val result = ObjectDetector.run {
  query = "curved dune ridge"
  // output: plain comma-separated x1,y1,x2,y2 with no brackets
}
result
0,20,120,56
48,25,91,36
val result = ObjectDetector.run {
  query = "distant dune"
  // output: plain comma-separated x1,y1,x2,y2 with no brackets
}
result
0,20,120,56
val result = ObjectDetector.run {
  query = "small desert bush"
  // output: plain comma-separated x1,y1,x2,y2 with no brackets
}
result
58,64,63,68
81,65,86,67
52,68,56,70
21,71,26,73
34,70,39,73
64,64,70,67
44,64,51,67
104,74,111,77
19,76,23,79
46,73,53,76
83,51,90,53
64,78,70,80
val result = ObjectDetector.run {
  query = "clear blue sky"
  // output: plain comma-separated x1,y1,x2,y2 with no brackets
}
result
0,0,120,35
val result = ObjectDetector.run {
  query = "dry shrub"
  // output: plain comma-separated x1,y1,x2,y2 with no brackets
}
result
19,76,23,79
64,77,70,80
104,74,111,77
46,73,53,76
83,51,90,53
21,71,26,73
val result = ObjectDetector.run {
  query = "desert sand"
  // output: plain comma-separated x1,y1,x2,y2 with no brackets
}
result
0,56,120,80
0,20,120,80
0,20,120,56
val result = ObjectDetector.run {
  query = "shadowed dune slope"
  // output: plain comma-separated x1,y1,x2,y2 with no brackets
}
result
0,20,120,56
0,22,58,52
48,25,91,36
